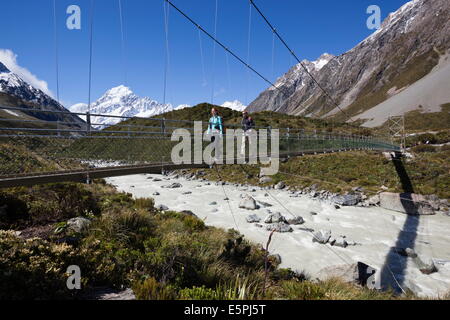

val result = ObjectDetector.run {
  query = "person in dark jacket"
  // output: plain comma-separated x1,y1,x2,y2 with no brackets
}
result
240,111,255,156
241,111,255,132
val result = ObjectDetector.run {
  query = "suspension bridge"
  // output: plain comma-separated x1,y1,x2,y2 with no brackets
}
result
0,0,400,189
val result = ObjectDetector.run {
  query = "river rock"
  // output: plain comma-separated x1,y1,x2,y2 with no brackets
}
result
259,176,273,184
275,181,286,190
239,195,258,210
257,200,272,208
152,192,160,196
264,212,287,224
156,204,169,211
161,182,182,189
266,223,293,233
317,262,379,289
286,215,305,225
246,214,261,223
312,230,331,244
332,194,361,206
379,192,435,215
332,236,348,248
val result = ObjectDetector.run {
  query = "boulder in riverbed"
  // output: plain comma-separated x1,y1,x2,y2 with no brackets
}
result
275,181,286,190
161,182,182,189
266,223,293,233
332,194,361,206
246,214,261,223
379,192,435,215
264,212,287,224
317,262,379,289
312,230,331,244
239,195,258,210
286,215,305,225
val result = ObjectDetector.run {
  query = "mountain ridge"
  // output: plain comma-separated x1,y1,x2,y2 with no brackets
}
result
247,0,450,127
0,61,85,127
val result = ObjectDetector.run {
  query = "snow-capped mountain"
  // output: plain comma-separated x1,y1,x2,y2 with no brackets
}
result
0,61,85,126
221,100,247,112
248,0,450,126
70,85,191,128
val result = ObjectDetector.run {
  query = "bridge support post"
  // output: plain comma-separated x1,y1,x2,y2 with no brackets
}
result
86,112,91,136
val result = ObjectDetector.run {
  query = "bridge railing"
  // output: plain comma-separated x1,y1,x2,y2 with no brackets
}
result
0,106,399,177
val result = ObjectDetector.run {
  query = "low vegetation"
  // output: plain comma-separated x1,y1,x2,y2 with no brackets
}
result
0,180,426,300
190,149,450,200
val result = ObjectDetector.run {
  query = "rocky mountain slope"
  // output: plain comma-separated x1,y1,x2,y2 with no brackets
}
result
0,61,85,127
247,0,450,127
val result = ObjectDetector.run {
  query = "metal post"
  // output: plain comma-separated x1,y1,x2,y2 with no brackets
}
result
287,127,290,155
162,118,166,136
86,112,91,136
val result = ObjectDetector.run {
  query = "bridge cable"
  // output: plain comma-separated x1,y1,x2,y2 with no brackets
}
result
52,0,60,103
225,50,231,94
245,1,252,106
210,0,219,104
164,0,292,100
271,29,276,81
162,0,171,105
213,163,240,232
198,29,207,89
88,0,95,113
248,0,354,123
118,0,127,86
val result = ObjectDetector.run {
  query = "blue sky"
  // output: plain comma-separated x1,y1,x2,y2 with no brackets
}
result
1,0,410,108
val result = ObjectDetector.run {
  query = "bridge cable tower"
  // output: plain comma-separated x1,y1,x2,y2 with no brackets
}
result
388,115,406,153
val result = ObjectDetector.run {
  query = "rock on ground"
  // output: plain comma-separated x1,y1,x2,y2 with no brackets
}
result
316,262,379,289
332,194,361,206
67,217,91,233
246,214,261,223
379,192,435,215
156,204,169,211
275,181,286,190
312,230,331,244
259,176,273,184
266,223,293,233
264,212,287,224
85,288,136,300
239,195,258,210
286,216,305,225
161,183,182,189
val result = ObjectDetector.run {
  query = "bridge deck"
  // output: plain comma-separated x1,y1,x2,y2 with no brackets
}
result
0,148,398,188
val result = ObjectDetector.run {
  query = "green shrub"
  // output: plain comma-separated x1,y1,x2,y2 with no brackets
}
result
179,286,219,300
134,198,155,211
133,277,178,300
0,230,107,300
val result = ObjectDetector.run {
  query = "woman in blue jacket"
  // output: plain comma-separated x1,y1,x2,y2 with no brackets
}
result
206,108,223,163
207,108,223,135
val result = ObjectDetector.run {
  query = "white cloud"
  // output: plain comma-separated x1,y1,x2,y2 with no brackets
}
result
0,49,53,97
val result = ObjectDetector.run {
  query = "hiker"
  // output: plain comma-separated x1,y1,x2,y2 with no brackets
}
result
240,111,255,157
206,108,224,163
207,107,224,136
